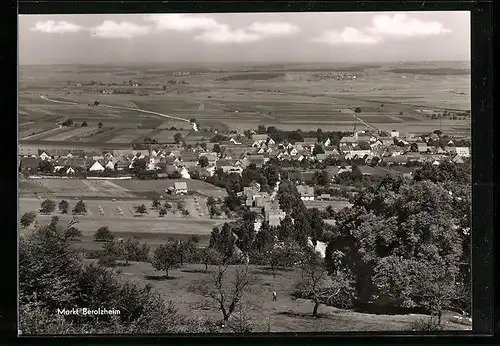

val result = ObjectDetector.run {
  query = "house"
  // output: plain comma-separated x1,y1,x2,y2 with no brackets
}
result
455,147,470,157
105,160,115,170
66,167,76,175
417,143,430,153
316,153,328,162
115,159,130,171
220,166,243,175
323,138,331,147
379,137,395,146
252,134,268,142
198,152,218,165
390,129,400,138
316,194,332,201
19,145,40,157
39,151,51,161
174,181,188,194
296,185,315,201
89,161,105,172
247,155,266,168
287,170,316,184
452,155,465,164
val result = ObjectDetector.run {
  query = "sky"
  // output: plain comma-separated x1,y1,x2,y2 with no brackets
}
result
18,12,471,65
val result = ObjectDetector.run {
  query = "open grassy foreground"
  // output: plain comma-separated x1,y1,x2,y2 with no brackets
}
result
83,261,471,333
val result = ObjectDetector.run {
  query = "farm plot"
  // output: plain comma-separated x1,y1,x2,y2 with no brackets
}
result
44,127,98,141
20,179,138,198
106,129,154,143
150,130,191,142
304,200,353,210
112,179,227,197
21,127,68,141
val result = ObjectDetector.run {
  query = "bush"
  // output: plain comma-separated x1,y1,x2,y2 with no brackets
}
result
409,316,443,332
98,255,117,267
95,226,113,242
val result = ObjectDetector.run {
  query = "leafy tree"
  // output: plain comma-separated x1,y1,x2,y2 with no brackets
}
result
198,156,209,168
65,226,81,241
206,197,217,218
40,199,56,214
312,145,325,156
72,200,87,215
38,160,54,173
81,121,88,127
257,125,267,134
94,226,113,242
61,119,74,127
253,221,275,253
174,133,183,144
134,204,148,215
278,215,294,240
213,144,221,153
151,196,160,209
158,207,167,217
58,200,69,214
269,242,304,278
20,212,37,228
189,118,197,124
263,165,280,188
313,170,330,187
188,264,257,322
354,107,362,113
357,141,371,150
151,242,180,278
209,223,236,262
98,122,103,128
199,247,223,272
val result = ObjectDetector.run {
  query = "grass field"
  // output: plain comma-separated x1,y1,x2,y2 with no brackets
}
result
304,200,353,210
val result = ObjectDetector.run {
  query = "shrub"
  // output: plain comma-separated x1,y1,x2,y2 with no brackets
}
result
409,316,443,332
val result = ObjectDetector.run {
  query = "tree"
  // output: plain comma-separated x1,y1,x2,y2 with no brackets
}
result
292,252,328,317
278,215,294,240
98,122,103,128
20,212,36,228
313,170,330,187
151,242,180,278
209,224,236,262
357,141,371,150
158,207,167,217
134,204,148,215
188,264,257,322
198,156,209,168
313,145,325,156
58,200,69,214
354,107,362,113
253,221,275,253
94,226,113,242
38,160,54,173
81,121,88,127
269,242,304,278
200,247,223,272
189,118,197,124
206,197,217,218
257,124,267,134
151,196,160,209
72,200,86,214
61,119,74,127
263,165,280,188
40,199,56,214
213,144,221,153
174,133,183,144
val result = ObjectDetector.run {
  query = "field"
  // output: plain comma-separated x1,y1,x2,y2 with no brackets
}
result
19,61,470,150
304,200,353,210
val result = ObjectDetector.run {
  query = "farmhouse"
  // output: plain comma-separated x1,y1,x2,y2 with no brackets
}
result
89,161,105,172
19,145,40,157
455,147,470,157
297,185,315,201
174,181,188,194
390,129,400,138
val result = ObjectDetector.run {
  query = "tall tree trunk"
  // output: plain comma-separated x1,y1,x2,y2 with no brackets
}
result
312,301,319,317
205,263,208,272
165,268,169,278
437,309,442,326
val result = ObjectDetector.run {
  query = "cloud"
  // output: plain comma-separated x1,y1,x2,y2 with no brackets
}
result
312,27,381,45
91,20,152,38
145,14,220,32
247,22,300,36
31,20,85,34
367,13,451,37
195,25,261,44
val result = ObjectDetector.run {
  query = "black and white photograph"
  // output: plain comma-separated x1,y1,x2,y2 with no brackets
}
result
18,11,472,334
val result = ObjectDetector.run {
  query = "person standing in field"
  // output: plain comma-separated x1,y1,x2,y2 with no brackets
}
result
272,291,277,302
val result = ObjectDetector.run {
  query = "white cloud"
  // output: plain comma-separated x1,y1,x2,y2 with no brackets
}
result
31,20,85,34
312,27,381,45
195,24,261,44
367,13,451,37
246,22,300,36
91,20,152,38
145,14,220,32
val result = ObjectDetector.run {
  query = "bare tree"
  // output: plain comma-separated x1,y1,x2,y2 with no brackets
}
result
188,264,257,322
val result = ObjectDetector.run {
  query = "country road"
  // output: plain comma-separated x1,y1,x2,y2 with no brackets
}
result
40,95,198,131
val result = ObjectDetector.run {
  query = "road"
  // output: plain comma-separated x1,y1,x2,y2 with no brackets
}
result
40,95,199,131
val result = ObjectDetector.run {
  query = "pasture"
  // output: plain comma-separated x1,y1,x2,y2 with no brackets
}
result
304,200,353,210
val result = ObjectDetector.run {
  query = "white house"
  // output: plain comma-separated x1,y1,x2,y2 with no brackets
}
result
66,167,75,175
105,161,115,170
391,129,400,138
180,167,191,179
174,181,188,194
323,138,331,147
39,151,51,161
268,138,276,145
89,161,105,172
455,147,470,158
